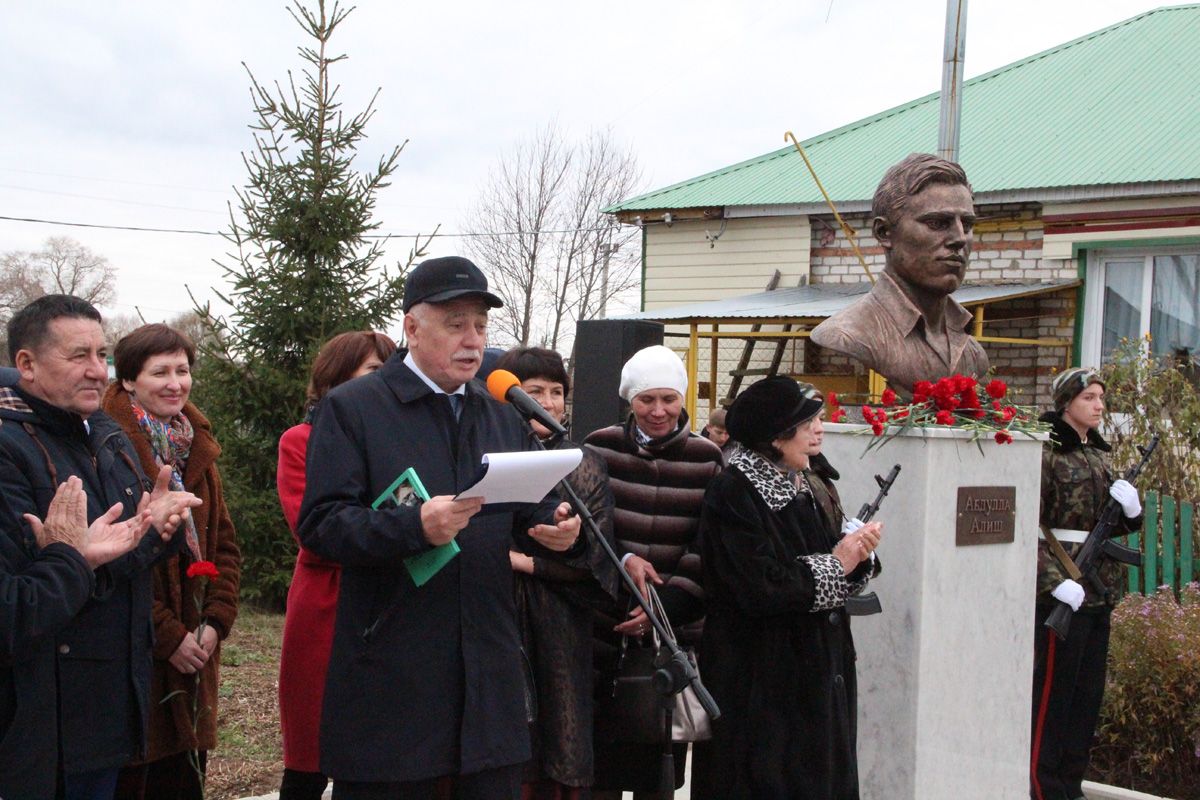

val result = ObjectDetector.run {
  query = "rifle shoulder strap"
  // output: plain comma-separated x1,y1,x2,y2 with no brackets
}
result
1041,525,1083,581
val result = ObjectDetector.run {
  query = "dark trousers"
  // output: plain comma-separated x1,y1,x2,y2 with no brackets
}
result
64,768,119,800
281,768,331,800
332,764,522,800
1030,605,1111,800
115,751,207,800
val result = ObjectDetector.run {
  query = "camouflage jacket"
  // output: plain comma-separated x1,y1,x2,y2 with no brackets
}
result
1037,411,1143,609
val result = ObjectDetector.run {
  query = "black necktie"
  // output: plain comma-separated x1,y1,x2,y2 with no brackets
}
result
447,393,463,421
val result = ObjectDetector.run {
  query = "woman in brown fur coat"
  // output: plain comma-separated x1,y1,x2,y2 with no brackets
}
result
104,324,241,800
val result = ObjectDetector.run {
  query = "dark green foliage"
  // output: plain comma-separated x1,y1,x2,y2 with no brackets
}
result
192,0,431,607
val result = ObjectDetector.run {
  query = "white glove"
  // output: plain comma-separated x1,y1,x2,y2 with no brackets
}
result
1051,579,1085,612
840,517,865,535
1109,480,1142,518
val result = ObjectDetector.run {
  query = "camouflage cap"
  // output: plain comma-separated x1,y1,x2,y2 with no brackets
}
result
1051,367,1105,411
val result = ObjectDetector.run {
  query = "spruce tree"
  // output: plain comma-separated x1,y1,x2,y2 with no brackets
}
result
193,0,430,605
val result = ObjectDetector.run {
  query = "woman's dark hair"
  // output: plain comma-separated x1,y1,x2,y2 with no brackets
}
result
307,331,396,403
746,421,802,463
7,294,102,363
114,323,196,383
494,347,570,396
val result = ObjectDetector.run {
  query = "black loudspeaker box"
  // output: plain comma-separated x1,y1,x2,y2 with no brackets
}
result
570,319,664,441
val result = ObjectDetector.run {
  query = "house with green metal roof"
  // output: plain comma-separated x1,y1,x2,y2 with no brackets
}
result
605,4,1200,412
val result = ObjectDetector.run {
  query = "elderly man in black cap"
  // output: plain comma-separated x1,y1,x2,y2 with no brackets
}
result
298,256,585,800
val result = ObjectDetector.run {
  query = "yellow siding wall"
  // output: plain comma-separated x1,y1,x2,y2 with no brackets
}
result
643,215,811,309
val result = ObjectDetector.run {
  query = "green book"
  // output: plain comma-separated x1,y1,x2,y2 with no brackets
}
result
371,467,460,587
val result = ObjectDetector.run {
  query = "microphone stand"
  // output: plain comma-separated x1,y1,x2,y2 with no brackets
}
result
526,423,721,795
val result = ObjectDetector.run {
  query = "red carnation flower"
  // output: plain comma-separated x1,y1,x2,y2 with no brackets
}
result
959,391,981,410
830,408,847,423
186,560,220,580
827,392,839,406
912,380,934,403
881,388,897,406
994,430,1013,445
935,394,960,412
954,375,977,393
935,410,955,425
985,379,1008,399
992,400,1002,410
894,408,909,420
871,422,884,436
1001,406,1016,422
875,409,889,423
860,405,873,420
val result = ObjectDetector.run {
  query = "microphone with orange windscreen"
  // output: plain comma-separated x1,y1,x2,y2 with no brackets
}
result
486,369,568,436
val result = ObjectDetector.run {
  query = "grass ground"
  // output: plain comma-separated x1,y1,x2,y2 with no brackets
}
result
208,607,285,800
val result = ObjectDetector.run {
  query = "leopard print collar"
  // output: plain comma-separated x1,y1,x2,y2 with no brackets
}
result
728,443,807,511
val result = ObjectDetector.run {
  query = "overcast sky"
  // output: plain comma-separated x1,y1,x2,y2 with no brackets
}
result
0,0,1166,328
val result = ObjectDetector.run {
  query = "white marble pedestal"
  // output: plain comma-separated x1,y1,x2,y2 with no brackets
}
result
821,423,1044,800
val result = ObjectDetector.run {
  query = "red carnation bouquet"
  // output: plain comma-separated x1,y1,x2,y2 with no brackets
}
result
828,375,1048,453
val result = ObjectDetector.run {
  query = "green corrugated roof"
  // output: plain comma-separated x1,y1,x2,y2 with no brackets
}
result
609,5,1200,212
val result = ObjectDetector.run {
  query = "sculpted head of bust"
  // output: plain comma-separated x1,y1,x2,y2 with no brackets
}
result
872,153,977,306
808,154,990,392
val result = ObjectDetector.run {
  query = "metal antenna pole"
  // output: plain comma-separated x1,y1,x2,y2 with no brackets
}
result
938,0,968,162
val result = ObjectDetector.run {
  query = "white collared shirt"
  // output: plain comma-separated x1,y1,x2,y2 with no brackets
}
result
403,352,467,399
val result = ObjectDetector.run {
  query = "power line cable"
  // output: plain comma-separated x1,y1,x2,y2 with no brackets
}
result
0,184,224,215
0,213,637,239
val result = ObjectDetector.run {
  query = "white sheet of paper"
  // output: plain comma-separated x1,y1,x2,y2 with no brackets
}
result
454,448,583,505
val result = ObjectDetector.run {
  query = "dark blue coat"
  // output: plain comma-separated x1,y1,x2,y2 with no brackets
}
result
0,478,95,800
0,386,173,776
298,352,576,783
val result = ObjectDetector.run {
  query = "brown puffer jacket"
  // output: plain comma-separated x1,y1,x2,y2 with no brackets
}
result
102,384,241,761
584,412,723,652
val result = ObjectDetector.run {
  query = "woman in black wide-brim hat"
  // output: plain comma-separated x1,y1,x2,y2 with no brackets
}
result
691,376,883,800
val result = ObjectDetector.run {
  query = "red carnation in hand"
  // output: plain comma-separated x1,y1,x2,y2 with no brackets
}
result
881,388,897,406
186,560,220,580
871,422,884,436
985,379,1008,399
994,430,1013,445
935,410,955,425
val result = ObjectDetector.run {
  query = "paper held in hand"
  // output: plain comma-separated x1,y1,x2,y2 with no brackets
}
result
455,449,583,505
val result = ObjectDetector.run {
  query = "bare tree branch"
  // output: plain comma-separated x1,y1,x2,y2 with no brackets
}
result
465,125,641,350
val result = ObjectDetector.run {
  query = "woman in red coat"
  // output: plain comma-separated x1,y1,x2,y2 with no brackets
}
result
277,331,395,800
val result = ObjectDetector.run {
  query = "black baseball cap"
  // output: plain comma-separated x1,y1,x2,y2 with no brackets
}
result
402,256,504,313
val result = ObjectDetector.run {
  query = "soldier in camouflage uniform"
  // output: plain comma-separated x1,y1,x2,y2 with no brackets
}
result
1031,368,1144,800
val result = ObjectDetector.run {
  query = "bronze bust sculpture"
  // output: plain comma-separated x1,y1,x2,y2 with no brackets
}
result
810,153,989,393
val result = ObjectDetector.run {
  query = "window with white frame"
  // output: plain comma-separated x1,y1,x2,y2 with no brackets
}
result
1081,247,1200,366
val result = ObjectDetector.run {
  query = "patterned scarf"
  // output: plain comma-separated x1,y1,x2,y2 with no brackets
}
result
130,398,202,561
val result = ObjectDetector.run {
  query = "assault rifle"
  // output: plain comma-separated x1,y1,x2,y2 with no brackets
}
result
1044,434,1160,640
845,464,901,617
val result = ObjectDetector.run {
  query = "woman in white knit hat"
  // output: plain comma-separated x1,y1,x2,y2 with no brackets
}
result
584,345,724,799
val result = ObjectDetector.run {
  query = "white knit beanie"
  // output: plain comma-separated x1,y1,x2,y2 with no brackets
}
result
618,345,688,402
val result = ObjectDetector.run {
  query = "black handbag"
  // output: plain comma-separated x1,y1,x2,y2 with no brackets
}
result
593,586,712,744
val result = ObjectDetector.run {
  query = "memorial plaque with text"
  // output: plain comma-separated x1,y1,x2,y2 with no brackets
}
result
956,486,1016,545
